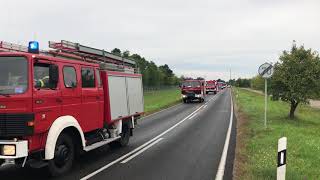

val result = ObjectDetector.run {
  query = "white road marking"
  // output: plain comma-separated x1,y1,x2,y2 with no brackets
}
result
215,90,234,180
188,113,198,119
203,105,208,108
81,105,204,180
121,138,164,163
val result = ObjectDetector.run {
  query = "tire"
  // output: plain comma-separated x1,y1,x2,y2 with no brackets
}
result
183,99,187,103
47,133,75,177
110,124,130,148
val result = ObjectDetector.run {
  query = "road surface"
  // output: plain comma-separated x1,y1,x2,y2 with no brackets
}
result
0,89,236,180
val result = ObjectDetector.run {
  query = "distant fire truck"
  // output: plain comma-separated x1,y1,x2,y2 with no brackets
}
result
180,79,206,103
205,80,217,94
0,40,144,176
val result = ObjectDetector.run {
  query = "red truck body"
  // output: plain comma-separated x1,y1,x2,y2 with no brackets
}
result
205,80,217,94
217,81,226,91
180,79,206,103
0,40,144,176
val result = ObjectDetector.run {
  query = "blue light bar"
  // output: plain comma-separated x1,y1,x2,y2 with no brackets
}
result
28,41,39,54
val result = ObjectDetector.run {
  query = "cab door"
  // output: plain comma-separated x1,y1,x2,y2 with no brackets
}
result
80,67,102,132
33,60,61,133
95,68,104,125
60,64,81,124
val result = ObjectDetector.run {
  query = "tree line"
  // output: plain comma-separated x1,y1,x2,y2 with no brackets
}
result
111,48,181,89
230,42,320,119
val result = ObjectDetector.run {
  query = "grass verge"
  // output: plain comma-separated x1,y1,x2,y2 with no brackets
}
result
144,88,181,115
233,88,320,179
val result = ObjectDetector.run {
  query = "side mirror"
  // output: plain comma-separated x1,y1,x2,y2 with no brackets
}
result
49,64,59,88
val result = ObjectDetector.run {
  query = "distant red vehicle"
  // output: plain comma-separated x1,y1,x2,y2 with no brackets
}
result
217,81,227,91
180,80,206,103
205,80,217,94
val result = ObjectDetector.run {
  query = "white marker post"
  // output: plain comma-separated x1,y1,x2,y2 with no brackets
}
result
277,137,287,180
258,63,274,128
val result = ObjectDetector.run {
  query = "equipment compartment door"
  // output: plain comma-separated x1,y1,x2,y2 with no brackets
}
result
108,75,129,120
126,77,144,115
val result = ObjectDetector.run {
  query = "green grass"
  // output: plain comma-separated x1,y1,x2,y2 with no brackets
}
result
144,88,181,115
234,88,320,180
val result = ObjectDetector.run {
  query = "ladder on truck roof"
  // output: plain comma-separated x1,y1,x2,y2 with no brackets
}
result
48,40,136,67
0,40,138,73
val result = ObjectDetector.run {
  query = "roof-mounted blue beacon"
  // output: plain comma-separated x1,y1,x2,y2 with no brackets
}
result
28,41,39,54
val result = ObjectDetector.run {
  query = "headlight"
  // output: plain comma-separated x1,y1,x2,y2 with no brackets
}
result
182,95,187,98
2,145,16,156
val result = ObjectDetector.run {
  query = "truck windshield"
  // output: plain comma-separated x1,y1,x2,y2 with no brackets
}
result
182,81,201,88
0,56,28,94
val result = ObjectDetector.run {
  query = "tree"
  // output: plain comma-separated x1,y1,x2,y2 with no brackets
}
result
111,48,121,56
159,64,174,86
122,50,130,58
251,75,265,91
235,78,251,87
271,43,320,119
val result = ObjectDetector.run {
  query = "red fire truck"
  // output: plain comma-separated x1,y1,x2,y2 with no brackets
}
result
0,40,144,176
205,80,217,94
180,79,206,103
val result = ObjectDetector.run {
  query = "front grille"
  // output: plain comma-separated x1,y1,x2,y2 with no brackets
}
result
0,114,34,137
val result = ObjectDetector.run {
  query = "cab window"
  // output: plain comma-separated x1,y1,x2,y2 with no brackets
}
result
63,66,77,88
34,63,57,89
81,67,95,88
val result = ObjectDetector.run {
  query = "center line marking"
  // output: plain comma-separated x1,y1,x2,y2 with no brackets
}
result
121,138,163,163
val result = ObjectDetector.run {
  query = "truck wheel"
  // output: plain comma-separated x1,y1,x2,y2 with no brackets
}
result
48,133,75,177
119,124,130,146
110,124,130,148
183,99,187,103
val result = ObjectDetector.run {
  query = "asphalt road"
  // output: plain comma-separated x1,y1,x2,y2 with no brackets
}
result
0,89,236,180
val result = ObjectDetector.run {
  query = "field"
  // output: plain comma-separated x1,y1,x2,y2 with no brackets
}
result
233,88,320,179
144,88,181,115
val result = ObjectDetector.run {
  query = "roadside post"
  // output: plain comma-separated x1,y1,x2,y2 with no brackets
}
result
277,137,287,180
258,62,274,128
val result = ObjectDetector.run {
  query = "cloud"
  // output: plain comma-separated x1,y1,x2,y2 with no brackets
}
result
1,0,320,81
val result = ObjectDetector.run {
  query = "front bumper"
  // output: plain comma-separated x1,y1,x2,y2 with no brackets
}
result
182,94,203,99
0,140,28,159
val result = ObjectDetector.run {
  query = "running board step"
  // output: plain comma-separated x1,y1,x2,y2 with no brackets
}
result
84,136,121,152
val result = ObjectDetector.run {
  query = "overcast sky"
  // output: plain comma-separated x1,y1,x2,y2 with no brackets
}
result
2,0,320,80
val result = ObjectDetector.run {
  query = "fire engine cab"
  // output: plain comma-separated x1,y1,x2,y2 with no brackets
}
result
0,40,144,176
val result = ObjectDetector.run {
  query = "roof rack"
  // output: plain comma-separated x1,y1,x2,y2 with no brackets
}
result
48,40,136,67
0,41,29,53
